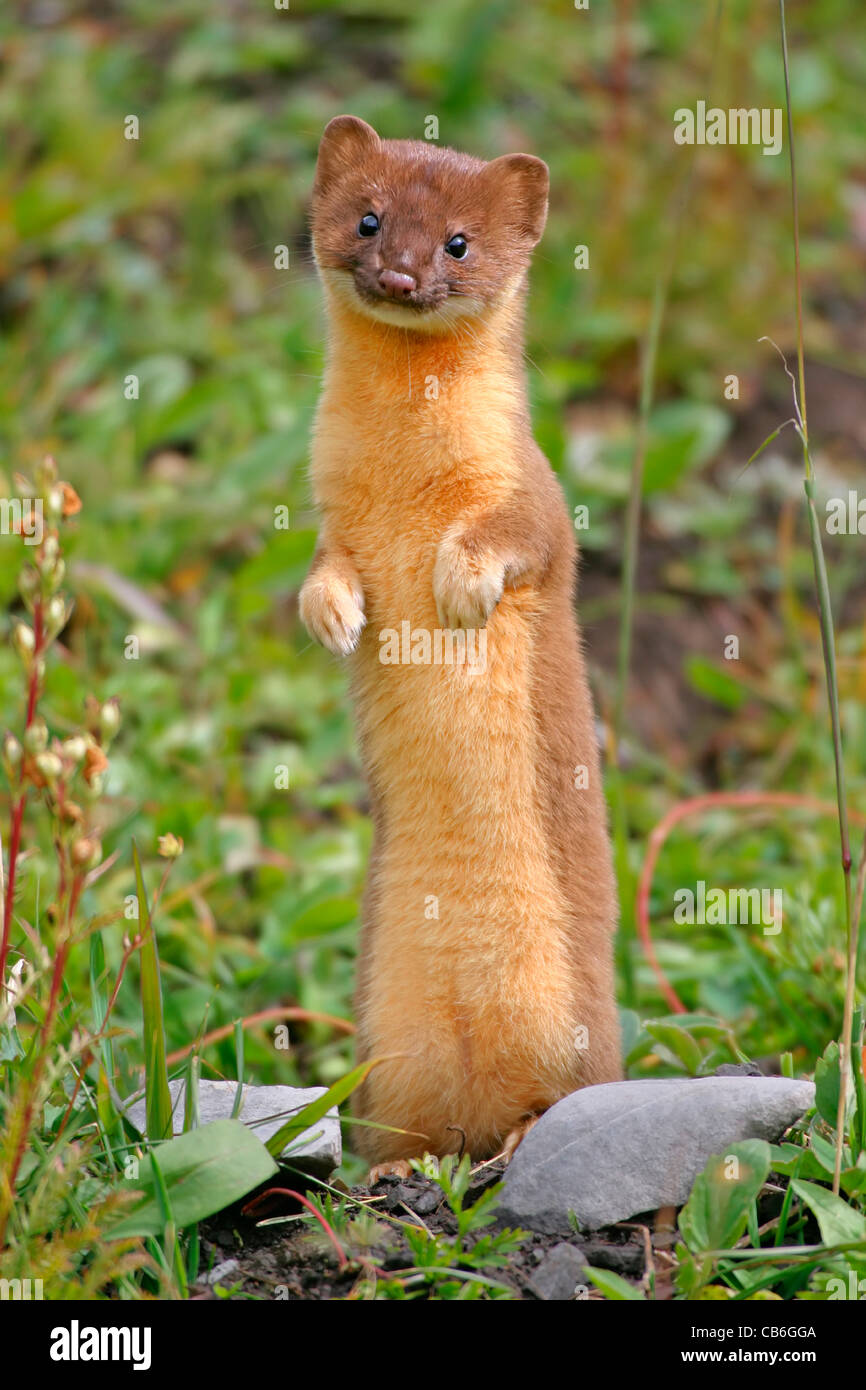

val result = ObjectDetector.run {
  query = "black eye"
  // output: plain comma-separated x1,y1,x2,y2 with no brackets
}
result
445,234,468,259
358,213,379,237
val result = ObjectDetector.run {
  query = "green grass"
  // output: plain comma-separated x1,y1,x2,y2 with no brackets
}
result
1,0,865,1300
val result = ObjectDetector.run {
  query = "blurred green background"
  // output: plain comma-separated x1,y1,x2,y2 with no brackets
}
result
1,0,864,1139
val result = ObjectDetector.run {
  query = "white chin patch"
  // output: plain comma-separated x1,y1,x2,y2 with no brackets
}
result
320,269,483,335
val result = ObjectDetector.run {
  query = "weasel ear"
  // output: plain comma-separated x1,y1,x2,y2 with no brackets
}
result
484,153,549,246
315,116,381,195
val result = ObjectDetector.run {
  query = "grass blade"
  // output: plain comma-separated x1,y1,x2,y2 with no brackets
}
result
133,840,172,1143
265,1057,382,1159
231,1018,244,1118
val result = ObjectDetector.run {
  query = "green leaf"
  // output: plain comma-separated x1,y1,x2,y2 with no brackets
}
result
810,1128,850,1176
133,841,172,1143
679,1140,771,1253
644,1021,703,1075
644,401,730,494
586,1267,644,1300
109,1119,278,1238
0,1024,24,1063
840,1153,866,1198
287,894,359,942
768,1141,825,1181
624,1014,728,1069
789,1180,866,1246
685,657,746,711
815,1041,842,1128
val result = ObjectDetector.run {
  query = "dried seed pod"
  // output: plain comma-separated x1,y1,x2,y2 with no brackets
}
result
99,697,121,743
34,750,63,785
23,719,49,755
157,833,184,859
83,744,109,786
2,733,23,782
12,623,36,664
71,837,102,869
61,736,87,764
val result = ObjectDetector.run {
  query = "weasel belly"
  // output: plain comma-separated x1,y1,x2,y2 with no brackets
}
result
346,523,581,1154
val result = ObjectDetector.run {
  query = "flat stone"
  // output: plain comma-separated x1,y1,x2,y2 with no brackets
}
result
527,1243,590,1301
123,1080,341,1176
499,1076,814,1234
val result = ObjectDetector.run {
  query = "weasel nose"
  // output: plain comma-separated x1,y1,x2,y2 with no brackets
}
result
378,268,417,299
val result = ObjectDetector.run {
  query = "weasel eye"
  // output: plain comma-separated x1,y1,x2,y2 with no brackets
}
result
444,234,468,259
358,213,380,237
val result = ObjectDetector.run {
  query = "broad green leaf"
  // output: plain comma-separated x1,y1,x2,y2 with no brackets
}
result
0,1024,24,1063
679,1140,771,1253
644,1021,703,1074
810,1128,850,1176
768,1141,825,1181
789,1180,866,1247
768,1142,803,1169
685,657,746,710
287,895,359,942
109,1118,278,1238
643,401,730,494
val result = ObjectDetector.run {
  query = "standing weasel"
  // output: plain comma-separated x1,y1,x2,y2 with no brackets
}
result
300,116,621,1174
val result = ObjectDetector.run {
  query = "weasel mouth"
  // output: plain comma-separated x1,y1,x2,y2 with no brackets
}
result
353,278,439,313
319,268,483,333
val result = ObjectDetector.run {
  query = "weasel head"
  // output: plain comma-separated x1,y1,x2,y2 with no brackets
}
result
310,115,548,335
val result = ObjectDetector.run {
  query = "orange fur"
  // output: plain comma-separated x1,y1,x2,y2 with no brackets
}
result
300,119,621,1163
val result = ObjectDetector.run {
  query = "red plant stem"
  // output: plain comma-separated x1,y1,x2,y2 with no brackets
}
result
1,601,44,990
0,874,80,1246
1,797,26,989
635,791,866,1015
242,1187,347,1268
162,1005,356,1068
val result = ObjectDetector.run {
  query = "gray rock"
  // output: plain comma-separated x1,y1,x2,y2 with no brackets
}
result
202,1259,240,1287
500,1076,814,1234
527,1243,590,1301
123,1080,341,1176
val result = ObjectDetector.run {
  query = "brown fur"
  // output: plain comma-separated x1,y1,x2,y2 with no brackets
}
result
300,117,621,1164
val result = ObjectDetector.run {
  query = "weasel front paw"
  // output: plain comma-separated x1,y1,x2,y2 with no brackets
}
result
433,531,504,630
299,566,366,656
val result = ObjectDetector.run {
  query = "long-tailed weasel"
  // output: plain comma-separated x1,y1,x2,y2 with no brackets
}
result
299,116,621,1176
